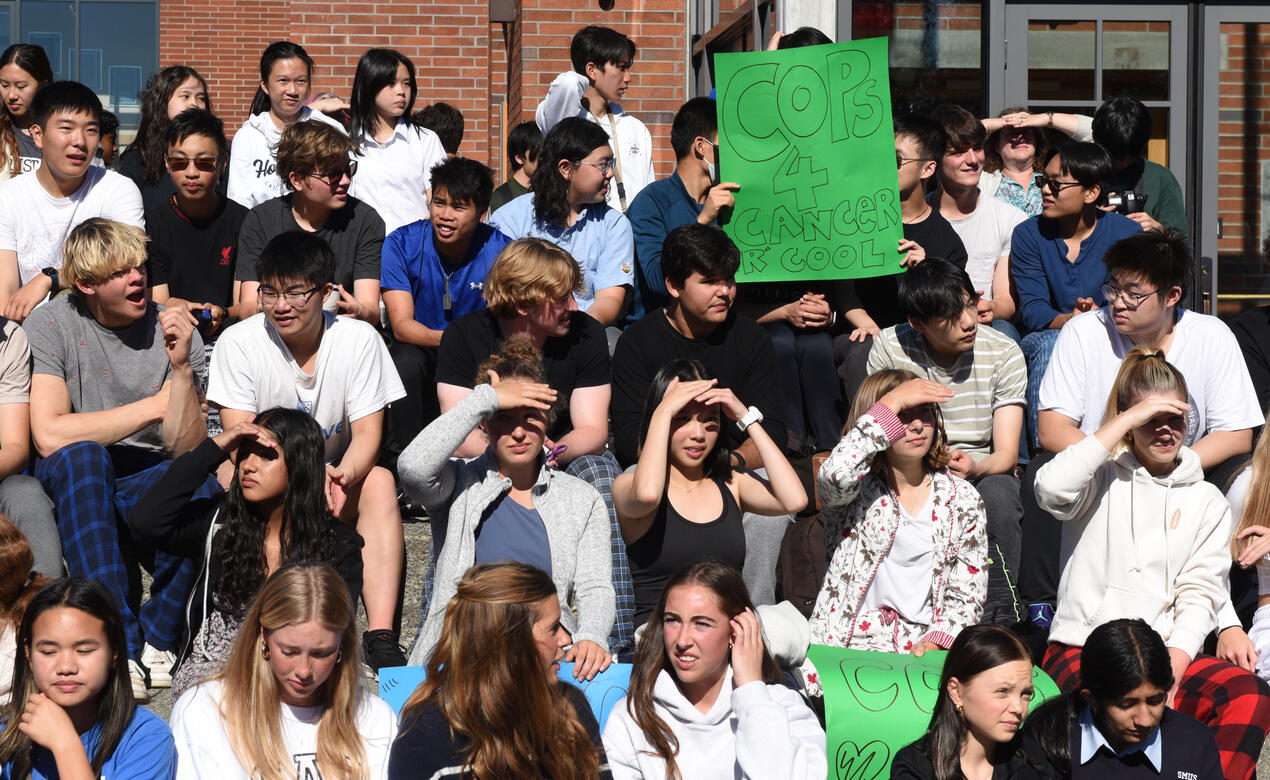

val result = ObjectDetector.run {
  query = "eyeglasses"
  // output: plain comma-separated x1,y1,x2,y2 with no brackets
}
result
309,160,358,184
259,285,322,306
167,156,218,172
1101,283,1159,308
896,154,926,169
575,158,615,174
1038,176,1083,193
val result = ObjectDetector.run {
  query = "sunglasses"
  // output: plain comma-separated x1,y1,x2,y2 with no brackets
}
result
167,156,219,172
310,160,358,183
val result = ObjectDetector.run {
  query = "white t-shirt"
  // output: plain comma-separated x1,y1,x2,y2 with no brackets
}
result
944,193,1027,300
1039,307,1264,441
0,167,144,284
207,312,406,462
858,492,935,624
348,120,447,235
170,679,398,780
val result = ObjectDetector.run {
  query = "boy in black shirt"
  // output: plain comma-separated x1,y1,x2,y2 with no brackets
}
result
146,109,246,342
489,121,541,213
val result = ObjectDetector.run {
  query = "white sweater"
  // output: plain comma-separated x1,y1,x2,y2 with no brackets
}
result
602,667,827,780
1035,436,1232,658
227,108,346,209
170,679,398,780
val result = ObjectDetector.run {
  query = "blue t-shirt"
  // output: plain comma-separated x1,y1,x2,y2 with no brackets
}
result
2,706,175,780
488,193,634,313
627,172,706,319
380,220,511,332
473,493,553,576
1010,210,1142,333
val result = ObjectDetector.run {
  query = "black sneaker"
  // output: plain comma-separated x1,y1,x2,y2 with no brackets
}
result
362,629,406,671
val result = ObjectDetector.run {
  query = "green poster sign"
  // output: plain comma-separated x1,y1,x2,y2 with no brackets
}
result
715,37,904,283
805,645,1062,780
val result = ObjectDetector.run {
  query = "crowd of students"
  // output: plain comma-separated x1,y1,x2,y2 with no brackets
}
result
0,18,1266,780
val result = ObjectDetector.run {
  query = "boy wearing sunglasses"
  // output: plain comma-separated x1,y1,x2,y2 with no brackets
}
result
235,119,385,324
0,80,143,324
145,108,245,339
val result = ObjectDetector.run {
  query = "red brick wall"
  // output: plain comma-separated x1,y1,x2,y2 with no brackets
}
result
160,0,686,176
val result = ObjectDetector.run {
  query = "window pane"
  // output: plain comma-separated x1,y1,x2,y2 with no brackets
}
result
79,2,155,133
1101,21,1170,101
1027,20,1095,102
19,1,73,79
0,7,11,50
856,1,984,116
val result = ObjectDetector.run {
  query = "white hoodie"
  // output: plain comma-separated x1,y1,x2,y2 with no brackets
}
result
227,108,346,209
602,667,827,780
1035,435,1231,658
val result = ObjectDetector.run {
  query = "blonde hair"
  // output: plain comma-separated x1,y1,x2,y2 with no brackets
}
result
483,237,582,319
61,218,146,289
847,368,950,472
1233,412,1270,559
1101,346,1189,453
276,119,356,190
215,564,367,780
401,562,601,780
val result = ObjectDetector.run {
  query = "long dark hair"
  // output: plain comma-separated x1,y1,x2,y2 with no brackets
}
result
250,41,314,117
1026,619,1174,772
131,65,211,184
0,44,53,176
349,48,417,147
209,407,338,616
529,116,610,225
638,359,730,480
627,561,782,780
919,625,1032,780
0,578,135,779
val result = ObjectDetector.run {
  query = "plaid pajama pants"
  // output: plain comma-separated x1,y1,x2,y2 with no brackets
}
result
1044,642,1270,780
36,441,221,660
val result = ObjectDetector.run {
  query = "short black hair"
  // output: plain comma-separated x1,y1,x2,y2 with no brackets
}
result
893,113,948,164
570,25,636,73
1051,141,1112,206
1102,230,1192,302
670,97,717,159
32,80,101,128
429,156,495,212
415,103,464,154
1092,97,1151,161
165,108,228,156
506,120,542,172
258,230,335,289
660,223,739,288
98,110,118,139
777,27,832,48
931,103,985,153
897,257,976,322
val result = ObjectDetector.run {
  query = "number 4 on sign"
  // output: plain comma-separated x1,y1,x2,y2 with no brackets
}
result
773,147,828,212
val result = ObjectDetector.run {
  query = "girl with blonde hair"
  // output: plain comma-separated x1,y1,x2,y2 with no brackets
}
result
170,563,397,780
390,561,609,779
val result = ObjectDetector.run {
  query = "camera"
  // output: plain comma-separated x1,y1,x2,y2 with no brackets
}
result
1106,190,1149,215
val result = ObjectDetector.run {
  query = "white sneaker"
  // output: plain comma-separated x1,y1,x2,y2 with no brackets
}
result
128,659,151,702
140,644,175,689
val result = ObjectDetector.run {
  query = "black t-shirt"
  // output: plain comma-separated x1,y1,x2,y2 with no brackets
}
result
434,308,610,441
145,195,247,310
840,208,969,328
610,310,787,467
235,194,385,290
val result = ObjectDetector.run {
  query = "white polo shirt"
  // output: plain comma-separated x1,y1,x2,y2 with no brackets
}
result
348,119,447,234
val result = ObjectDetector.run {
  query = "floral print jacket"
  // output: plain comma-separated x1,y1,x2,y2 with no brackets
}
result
803,404,987,691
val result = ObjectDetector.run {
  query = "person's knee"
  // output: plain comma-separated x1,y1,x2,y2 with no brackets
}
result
762,321,796,352
976,474,1024,521
357,467,400,514
0,473,54,508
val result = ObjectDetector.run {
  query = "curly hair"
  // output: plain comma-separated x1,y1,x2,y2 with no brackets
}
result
130,66,211,185
0,514,50,630
209,408,339,616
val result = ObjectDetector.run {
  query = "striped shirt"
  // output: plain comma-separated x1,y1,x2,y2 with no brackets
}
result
867,324,1027,460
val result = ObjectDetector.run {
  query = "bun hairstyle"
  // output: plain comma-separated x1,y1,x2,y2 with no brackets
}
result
476,338,560,425
1101,345,1189,450
848,368,951,472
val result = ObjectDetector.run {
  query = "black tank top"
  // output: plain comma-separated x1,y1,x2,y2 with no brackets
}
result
627,476,745,626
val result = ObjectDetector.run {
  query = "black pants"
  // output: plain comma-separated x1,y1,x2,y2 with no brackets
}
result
382,340,439,474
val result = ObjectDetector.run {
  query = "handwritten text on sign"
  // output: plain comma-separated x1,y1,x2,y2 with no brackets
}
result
715,37,904,283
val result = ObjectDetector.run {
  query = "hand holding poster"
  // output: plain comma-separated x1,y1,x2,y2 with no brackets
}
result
714,37,904,284
804,645,1061,780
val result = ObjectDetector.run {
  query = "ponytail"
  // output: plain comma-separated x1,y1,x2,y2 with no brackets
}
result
1102,345,1188,427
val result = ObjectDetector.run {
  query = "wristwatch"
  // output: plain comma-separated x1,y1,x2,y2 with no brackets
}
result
736,405,764,433
40,266,58,289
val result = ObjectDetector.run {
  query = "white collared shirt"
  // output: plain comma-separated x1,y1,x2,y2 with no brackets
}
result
1078,704,1163,771
348,118,447,234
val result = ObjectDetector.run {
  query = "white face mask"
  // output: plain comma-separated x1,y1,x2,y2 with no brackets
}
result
704,140,720,186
